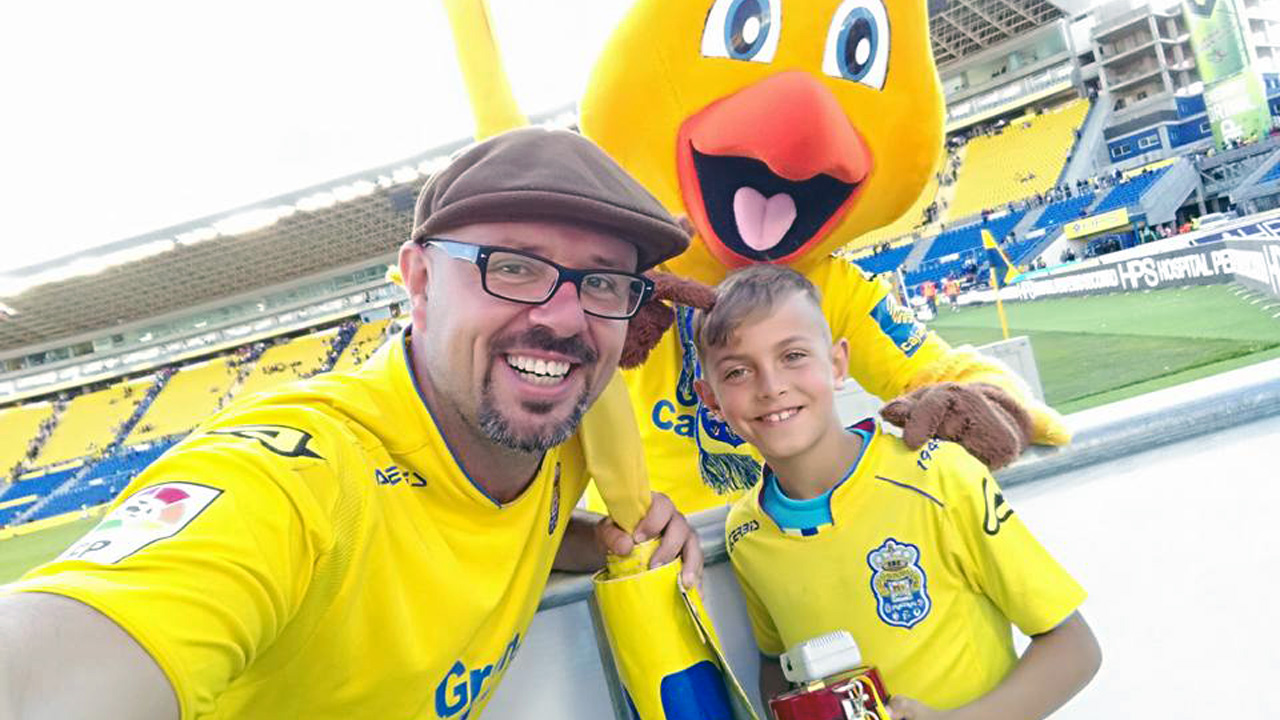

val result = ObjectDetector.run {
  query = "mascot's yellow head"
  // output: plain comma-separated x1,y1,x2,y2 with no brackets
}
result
580,0,944,284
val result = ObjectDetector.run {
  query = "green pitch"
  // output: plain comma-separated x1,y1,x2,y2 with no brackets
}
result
0,517,98,584
928,284,1280,414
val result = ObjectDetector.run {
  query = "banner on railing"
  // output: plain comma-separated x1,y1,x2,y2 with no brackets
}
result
1012,238,1280,301
1062,208,1130,239
1227,239,1280,298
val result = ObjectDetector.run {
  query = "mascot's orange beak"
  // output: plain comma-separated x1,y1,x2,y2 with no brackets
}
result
676,71,873,268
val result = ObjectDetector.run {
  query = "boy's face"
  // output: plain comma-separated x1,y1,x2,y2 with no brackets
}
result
695,291,849,464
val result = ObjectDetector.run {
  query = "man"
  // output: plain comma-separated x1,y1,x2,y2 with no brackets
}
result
920,279,938,316
0,127,701,720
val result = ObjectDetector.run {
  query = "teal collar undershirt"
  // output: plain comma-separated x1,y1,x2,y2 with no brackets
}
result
761,421,874,535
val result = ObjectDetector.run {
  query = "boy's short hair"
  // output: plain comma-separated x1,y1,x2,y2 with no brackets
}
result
693,265,825,358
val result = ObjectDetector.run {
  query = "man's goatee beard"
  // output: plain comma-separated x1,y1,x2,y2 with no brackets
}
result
477,382,592,453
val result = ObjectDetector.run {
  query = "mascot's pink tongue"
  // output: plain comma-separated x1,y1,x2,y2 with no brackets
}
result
732,187,797,251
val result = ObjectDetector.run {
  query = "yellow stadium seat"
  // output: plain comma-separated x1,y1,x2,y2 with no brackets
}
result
330,319,393,374
126,357,239,445
33,378,152,468
0,403,56,478
949,99,1089,220
233,329,339,400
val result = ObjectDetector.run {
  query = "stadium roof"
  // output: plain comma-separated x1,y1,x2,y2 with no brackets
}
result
0,142,458,355
928,0,1066,67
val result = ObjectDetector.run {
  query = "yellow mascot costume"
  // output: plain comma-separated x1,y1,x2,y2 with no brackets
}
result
578,0,1072,512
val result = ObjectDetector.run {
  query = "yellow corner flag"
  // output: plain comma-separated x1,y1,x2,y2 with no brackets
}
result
981,229,1013,340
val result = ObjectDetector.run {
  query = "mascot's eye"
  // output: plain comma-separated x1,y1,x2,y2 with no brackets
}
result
701,0,782,63
822,0,890,89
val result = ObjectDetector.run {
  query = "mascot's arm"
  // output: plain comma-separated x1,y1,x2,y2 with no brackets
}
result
442,0,527,138
828,261,1070,456
576,375,651,533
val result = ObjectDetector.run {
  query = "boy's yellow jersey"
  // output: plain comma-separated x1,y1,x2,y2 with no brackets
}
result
620,260,944,513
4,333,585,720
725,422,1085,710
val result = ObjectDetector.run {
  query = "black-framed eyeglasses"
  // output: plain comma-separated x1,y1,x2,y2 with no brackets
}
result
418,238,654,320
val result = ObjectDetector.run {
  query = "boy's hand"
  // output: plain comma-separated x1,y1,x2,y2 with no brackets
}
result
887,695,948,720
595,492,704,588
880,382,1034,469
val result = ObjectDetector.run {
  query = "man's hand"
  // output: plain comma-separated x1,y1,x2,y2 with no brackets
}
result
887,696,948,720
595,492,704,588
880,382,1034,469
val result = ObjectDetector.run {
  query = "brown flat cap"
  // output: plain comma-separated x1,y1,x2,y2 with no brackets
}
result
411,127,688,271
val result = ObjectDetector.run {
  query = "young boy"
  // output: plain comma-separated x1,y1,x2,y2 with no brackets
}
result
693,265,1100,720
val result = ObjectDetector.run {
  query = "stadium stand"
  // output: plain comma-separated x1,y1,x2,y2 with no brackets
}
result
907,210,1026,286
1260,162,1280,184
125,357,238,445
1033,193,1096,230
26,441,178,523
234,329,338,399
31,380,152,469
0,466,81,527
948,100,1090,220
0,318,395,528
850,244,914,275
922,211,1026,262
1092,166,1170,214
330,319,392,373
0,403,56,479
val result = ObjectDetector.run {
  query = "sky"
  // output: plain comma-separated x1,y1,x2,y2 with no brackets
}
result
0,0,633,272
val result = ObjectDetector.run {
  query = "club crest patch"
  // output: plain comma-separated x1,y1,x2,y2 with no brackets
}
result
867,537,931,629
58,482,223,565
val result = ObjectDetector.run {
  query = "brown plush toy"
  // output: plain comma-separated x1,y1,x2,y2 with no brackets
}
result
620,271,716,369
881,382,1035,469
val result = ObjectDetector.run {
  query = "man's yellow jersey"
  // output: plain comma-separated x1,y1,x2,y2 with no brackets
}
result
622,260,945,513
725,421,1085,710
4,332,585,720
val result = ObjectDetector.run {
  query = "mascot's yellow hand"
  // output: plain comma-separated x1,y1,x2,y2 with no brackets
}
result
1027,402,1072,447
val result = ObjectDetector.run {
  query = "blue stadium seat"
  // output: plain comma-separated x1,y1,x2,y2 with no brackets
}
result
921,211,1025,264
1261,163,1280,184
1092,167,1168,214
851,244,913,275
18,440,178,524
1033,193,1095,230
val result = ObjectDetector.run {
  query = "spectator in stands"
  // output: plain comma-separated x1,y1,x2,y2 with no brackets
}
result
0,128,704,719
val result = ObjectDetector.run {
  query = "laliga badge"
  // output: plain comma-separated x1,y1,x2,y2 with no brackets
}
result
59,482,223,564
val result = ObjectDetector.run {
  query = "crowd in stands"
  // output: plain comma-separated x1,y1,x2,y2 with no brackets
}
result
327,320,360,368
20,407,63,469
